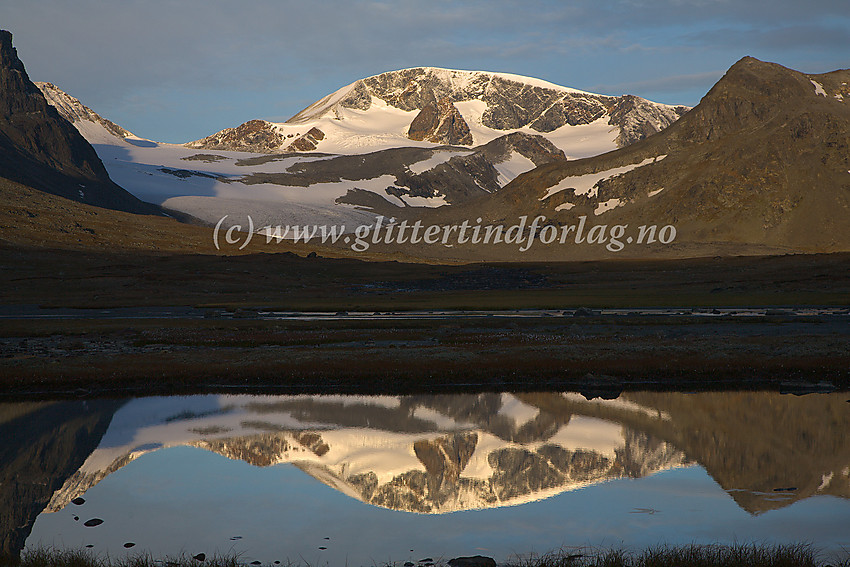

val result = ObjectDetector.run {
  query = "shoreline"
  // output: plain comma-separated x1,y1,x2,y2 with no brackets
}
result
9,542,850,567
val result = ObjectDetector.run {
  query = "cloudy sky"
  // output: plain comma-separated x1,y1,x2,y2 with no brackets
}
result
5,0,849,143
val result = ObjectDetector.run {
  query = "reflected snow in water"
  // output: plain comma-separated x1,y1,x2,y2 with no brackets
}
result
2,391,849,564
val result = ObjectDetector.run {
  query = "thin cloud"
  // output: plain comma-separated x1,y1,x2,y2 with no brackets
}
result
684,24,850,51
593,71,725,96
4,0,847,141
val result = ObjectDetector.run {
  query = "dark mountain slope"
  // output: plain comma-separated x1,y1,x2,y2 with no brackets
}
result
0,30,160,215
478,57,850,257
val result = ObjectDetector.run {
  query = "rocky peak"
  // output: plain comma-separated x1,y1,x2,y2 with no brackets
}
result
476,131,567,166
608,94,689,146
0,29,159,214
286,126,326,151
288,66,688,147
186,119,286,152
35,81,132,139
407,97,473,145
0,30,31,99
193,67,688,154
671,56,828,144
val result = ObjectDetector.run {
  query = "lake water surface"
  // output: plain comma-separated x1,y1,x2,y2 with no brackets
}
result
3,391,850,565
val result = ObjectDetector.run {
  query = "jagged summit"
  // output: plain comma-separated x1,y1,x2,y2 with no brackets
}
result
43,393,690,516
188,66,688,154
0,30,159,215
488,56,850,256
36,81,134,140
286,66,598,124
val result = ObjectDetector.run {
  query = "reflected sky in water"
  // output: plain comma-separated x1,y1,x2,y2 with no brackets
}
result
10,392,850,565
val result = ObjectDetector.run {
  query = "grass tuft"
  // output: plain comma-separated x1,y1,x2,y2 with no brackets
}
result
1,548,241,567
3,544,849,567
506,543,841,567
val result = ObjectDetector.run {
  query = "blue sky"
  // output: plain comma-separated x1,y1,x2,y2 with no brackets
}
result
4,0,849,143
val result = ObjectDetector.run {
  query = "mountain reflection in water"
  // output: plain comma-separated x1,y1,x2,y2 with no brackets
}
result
5,391,850,562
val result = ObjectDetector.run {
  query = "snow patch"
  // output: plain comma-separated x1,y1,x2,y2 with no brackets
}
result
497,394,540,426
811,79,827,97
546,417,623,458
493,151,537,187
561,393,672,421
487,70,594,94
554,202,575,211
407,149,470,174
398,193,449,208
541,155,663,200
286,79,362,124
594,198,622,215
647,187,664,197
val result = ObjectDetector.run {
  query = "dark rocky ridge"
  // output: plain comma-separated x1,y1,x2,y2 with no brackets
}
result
447,57,850,257
36,81,132,139
380,132,567,204
286,126,326,151
0,400,124,558
0,30,159,215
408,98,473,145
185,119,287,152
236,131,565,206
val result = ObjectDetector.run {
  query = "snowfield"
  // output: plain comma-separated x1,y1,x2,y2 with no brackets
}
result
541,155,666,200
39,70,685,229
84,121,435,228
43,393,685,515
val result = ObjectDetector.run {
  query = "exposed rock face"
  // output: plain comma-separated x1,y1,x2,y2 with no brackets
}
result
235,130,564,206
0,30,158,214
332,429,685,513
286,126,325,151
36,81,132,139
0,400,124,558
186,119,286,152
192,434,292,467
407,98,473,145
288,67,688,146
46,452,137,513
475,131,566,167
608,94,689,146
383,131,566,203
492,56,850,256
413,433,478,507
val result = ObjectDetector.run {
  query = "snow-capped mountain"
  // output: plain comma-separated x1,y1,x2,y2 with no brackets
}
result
37,80,569,227
24,46,850,259
34,67,689,233
44,393,688,515
39,391,850,520
474,56,850,258
189,67,689,156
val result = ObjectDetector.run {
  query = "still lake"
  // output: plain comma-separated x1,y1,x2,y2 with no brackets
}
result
4,391,850,565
